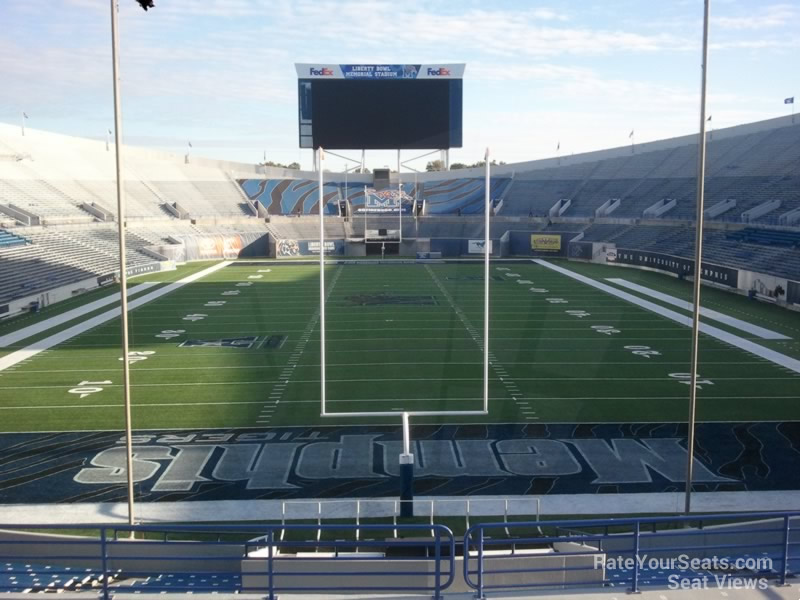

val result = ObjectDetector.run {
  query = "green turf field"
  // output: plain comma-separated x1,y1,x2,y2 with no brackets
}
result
0,258,798,433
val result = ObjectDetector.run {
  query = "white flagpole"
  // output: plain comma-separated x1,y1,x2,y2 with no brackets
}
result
483,148,490,414
21,113,26,137
319,147,327,415
685,0,711,516
364,185,368,246
109,0,135,528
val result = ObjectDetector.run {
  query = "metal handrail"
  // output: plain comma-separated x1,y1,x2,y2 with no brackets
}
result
0,523,456,600
464,511,800,596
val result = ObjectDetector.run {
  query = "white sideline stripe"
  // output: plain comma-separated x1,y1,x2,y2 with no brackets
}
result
4,491,800,524
0,261,232,373
606,278,790,340
535,259,800,375
0,283,158,348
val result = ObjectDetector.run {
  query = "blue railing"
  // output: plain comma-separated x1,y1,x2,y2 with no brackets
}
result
0,523,455,600
464,511,800,597
2,512,799,598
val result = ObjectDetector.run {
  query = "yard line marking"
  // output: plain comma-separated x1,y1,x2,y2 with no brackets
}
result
257,265,344,424
426,265,536,421
606,278,790,340
0,360,759,375
0,261,233,373
0,283,158,348
535,259,800,375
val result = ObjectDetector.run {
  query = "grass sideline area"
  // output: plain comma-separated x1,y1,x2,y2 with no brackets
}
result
0,258,797,433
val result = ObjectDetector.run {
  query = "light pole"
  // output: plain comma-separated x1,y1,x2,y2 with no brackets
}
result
684,0,712,516
109,0,136,529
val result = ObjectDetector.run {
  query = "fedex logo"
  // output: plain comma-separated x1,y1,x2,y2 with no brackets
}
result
309,67,334,76
427,67,451,76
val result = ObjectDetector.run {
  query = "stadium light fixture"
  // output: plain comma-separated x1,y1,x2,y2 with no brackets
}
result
684,0,711,516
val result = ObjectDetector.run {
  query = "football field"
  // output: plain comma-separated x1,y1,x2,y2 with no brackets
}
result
1,258,798,434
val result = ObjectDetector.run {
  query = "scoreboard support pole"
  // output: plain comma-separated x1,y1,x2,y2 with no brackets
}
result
397,149,403,244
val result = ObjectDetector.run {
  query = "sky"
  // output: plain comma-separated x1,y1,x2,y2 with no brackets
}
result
0,0,797,172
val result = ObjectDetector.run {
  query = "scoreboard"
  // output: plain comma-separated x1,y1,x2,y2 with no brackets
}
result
296,64,464,150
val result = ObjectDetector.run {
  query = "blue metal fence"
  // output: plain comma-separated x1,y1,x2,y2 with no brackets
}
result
0,523,455,600
2,512,799,598
464,511,800,597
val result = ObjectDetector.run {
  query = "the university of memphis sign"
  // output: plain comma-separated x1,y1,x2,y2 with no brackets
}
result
1,423,798,503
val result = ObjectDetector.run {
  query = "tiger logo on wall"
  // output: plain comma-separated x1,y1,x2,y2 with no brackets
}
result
278,239,300,258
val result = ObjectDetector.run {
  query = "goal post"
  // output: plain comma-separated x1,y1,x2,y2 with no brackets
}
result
317,146,493,516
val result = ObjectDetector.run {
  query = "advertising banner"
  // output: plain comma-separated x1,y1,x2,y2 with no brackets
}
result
612,248,738,287
468,239,493,254
568,242,593,260
277,239,343,258
296,64,465,80
531,234,562,252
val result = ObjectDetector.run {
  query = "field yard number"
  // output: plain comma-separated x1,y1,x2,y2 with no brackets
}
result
156,329,185,339
624,345,661,359
566,310,591,318
258,269,271,273
182,313,208,322
591,325,621,335
669,372,714,388
222,291,240,296
120,351,155,364
205,300,226,307
529,288,549,293
69,380,112,398
236,282,253,287
248,275,263,279
546,297,568,304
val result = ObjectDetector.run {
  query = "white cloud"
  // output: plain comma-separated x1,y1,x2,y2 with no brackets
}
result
714,3,796,30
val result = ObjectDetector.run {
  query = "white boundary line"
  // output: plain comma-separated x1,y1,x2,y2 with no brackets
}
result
0,283,158,348
606,277,791,340
3,491,800,524
0,261,232,372
536,259,800,375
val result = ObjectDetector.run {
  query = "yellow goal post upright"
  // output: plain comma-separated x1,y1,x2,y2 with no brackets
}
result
316,147,493,517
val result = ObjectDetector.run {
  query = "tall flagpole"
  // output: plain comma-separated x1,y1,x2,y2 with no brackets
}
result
319,148,327,416
364,185,368,246
110,0,136,527
685,0,711,516
483,148,491,413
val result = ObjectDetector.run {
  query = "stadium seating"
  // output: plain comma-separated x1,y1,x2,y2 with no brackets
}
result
0,228,27,247
726,227,800,247
500,119,800,222
0,117,798,308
